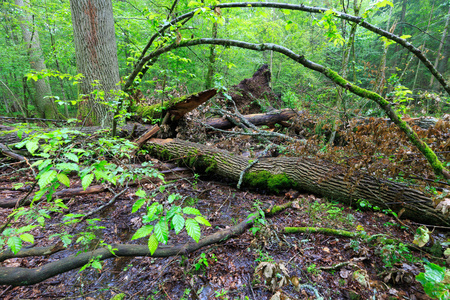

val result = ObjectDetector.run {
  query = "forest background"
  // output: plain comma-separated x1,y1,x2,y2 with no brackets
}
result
1,0,450,299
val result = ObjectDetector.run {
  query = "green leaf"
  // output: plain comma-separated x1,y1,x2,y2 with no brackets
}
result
135,188,147,198
172,214,185,234
57,173,70,187
26,140,39,155
154,219,169,244
64,152,79,163
16,225,38,234
7,236,22,254
132,197,146,213
131,225,154,240
19,233,34,244
91,260,102,270
81,173,94,190
168,193,180,203
185,219,201,243
55,163,79,172
38,170,57,189
195,216,211,226
182,207,201,216
148,234,159,255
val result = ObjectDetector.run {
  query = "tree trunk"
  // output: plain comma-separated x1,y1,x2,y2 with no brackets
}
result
15,0,57,119
146,139,449,226
69,0,120,127
205,21,218,89
430,6,450,88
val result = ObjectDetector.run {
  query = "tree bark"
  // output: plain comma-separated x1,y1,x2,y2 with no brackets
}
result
206,109,298,130
146,139,449,226
430,5,450,88
69,0,120,127
15,0,57,119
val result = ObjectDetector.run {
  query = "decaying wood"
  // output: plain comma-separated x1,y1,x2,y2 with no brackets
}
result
0,143,26,161
134,125,160,147
133,88,217,122
206,109,299,130
146,139,449,226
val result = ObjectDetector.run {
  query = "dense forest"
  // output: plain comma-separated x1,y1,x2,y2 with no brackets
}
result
0,0,450,299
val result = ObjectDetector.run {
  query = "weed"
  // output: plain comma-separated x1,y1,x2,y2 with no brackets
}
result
307,263,320,276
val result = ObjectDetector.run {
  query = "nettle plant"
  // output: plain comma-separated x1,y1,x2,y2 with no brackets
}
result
131,188,211,254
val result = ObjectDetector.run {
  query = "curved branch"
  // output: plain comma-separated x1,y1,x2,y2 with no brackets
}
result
125,2,450,95
0,215,254,286
139,38,449,178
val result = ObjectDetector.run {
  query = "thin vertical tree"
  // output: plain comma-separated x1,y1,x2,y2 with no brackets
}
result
15,0,57,119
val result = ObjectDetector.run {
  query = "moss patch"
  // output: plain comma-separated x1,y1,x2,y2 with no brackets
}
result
244,171,293,193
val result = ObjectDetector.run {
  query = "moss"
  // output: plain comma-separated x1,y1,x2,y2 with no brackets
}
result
244,171,293,193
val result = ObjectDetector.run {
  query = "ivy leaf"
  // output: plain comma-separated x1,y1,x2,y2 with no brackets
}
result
81,173,94,190
185,218,201,243
148,234,159,255
57,173,70,187
154,219,169,244
19,233,34,244
7,236,22,254
131,225,153,240
38,170,57,189
182,207,201,216
172,214,185,234
195,216,211,226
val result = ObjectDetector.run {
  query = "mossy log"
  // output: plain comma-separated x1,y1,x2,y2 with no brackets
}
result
146,139,449,226
133,88,216,122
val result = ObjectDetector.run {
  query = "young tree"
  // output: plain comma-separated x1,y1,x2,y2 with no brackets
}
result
69,0,120,127
15,0,57,119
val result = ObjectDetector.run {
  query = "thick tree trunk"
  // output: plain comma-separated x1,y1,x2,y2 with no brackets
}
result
69,0,120,127
15,0,57,119
146,139,449,226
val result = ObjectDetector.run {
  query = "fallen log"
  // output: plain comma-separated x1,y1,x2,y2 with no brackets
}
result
132,88,217,122
146,139,449,226
206,109,299,130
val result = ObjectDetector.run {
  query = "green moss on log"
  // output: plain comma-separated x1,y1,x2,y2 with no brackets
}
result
243,171,293,193
132,93,191,121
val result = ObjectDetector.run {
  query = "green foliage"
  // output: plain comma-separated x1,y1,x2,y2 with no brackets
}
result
416,262,450,300
131,189,211,255
1,128,161,261
378,241,414,268
247,200,266,235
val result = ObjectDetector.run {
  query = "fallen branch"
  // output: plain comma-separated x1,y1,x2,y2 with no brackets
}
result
0,215,255,286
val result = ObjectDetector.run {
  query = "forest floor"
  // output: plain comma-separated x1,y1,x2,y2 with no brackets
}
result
0,160,443,300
